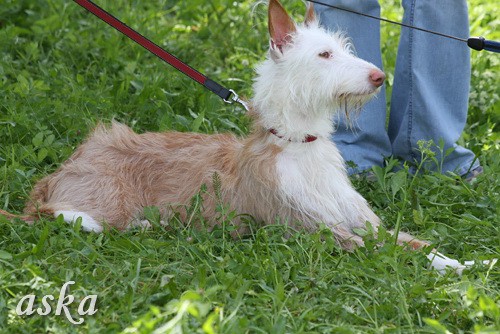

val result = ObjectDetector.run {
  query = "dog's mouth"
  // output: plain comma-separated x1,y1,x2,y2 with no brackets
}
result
338,86,381,98
336,91,376,121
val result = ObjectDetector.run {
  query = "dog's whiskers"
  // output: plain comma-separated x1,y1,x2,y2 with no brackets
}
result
335,93,368,128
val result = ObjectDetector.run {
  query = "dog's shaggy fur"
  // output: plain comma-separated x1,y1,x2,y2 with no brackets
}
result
23,0,490,272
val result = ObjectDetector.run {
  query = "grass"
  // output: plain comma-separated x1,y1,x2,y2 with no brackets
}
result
0,0,499,332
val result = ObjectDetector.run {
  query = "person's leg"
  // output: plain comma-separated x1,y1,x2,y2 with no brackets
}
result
389,0,479,175
316,0,391,174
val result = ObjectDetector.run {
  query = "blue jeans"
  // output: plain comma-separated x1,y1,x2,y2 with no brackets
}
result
316,0,479,175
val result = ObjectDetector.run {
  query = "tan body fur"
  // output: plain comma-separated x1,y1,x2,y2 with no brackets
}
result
25,121,274,232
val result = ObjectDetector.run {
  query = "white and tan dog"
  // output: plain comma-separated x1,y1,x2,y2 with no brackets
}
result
22,0,491,273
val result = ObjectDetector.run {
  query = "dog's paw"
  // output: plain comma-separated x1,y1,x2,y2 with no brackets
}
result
129,219,152,230
128,219,167,230
55,210,103,233
427,251,497,275
463,258,498,269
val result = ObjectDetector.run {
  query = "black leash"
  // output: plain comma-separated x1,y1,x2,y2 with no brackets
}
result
308,0,500,53
73,0,248,110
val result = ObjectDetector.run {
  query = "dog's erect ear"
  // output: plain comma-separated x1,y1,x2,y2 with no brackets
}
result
304,2,317,26
268,0,296,55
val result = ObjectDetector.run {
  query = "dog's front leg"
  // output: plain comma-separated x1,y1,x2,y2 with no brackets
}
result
394,230,497,274
426,251,497,275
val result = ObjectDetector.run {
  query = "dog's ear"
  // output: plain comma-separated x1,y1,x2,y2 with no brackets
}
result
304,2,317,27
268,0,296,56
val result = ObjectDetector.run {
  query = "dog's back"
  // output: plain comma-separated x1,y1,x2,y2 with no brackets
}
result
24,122,243,230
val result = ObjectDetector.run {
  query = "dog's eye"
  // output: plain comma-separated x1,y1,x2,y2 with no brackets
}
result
319,51,332,59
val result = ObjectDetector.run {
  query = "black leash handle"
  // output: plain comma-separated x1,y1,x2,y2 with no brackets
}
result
468,37,500,53
73,0,248,108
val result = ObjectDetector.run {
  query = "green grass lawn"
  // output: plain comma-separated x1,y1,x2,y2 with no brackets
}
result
1,0,499,333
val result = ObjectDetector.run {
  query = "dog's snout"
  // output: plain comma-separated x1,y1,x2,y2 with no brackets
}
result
369,70,385,88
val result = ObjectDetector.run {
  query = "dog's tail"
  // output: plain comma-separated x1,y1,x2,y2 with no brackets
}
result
0,209,36,222
4,174,55,223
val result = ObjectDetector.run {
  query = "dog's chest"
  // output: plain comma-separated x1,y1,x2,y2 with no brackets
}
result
273,140,370,225
276,141,352,200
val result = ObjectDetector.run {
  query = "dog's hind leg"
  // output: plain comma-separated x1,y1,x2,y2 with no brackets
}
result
54,210,103,233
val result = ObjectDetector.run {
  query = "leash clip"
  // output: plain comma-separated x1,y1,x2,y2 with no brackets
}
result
225,89,249,111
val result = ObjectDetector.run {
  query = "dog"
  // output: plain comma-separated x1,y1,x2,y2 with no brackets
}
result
20,0,491,274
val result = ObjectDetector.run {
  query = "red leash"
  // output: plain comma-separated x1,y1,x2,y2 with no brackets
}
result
73,0,247,108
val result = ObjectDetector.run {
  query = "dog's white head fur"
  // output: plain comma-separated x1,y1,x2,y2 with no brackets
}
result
252,0,384,140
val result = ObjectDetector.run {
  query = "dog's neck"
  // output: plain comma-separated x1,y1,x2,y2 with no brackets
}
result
251,84,336,143
268,128,318,143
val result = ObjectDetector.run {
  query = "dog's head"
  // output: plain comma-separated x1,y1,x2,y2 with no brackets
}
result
255,0,385,117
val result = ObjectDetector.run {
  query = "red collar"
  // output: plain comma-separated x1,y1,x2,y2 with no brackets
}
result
269,129,318,143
